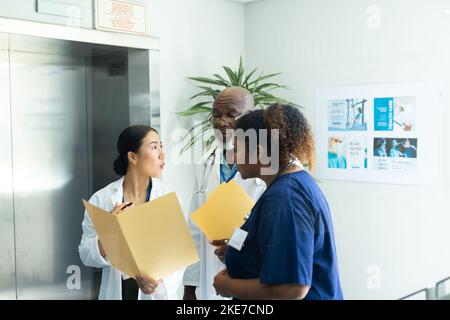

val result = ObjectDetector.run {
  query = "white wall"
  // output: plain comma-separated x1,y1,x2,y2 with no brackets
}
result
146,0,245,299
147,0,246,211
245,0,450,299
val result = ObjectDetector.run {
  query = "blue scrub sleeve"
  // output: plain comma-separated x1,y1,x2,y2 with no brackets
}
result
258,205,315,286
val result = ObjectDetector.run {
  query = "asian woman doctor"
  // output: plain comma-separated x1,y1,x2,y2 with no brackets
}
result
78,125,182,300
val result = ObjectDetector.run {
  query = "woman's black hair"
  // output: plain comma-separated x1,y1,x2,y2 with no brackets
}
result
113,125,158,176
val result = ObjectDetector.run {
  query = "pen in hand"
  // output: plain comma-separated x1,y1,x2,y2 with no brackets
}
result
122,202,133,210
111,202,133,215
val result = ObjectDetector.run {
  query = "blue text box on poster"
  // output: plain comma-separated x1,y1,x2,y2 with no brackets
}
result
374,97,394,131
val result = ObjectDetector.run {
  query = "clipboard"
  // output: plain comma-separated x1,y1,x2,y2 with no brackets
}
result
191,180,255,241
82,192,199,280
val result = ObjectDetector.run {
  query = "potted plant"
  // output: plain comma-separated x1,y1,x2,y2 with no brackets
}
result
177,57,295,153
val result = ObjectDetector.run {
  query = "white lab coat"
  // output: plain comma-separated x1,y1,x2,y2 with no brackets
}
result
78,177,183,300
182,145,266,300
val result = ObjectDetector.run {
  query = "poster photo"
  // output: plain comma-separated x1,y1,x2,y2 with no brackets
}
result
373,138,418,171
328,136,367,170
316,82,439,185
328,98,368,131
374,96,416,132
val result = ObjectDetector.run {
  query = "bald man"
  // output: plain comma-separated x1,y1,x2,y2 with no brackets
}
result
183,87,266,300
212,86,255,145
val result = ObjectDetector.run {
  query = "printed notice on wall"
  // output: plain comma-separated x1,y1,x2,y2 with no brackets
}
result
95,0,147,35
316,82,440,185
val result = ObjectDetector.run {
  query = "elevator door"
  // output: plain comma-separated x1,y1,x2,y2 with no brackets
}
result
0,33,16,300
9,34,92,299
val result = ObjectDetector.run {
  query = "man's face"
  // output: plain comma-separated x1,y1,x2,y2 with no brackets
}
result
211,102,245,143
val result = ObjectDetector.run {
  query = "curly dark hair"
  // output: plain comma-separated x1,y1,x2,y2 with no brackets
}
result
235,103,316,171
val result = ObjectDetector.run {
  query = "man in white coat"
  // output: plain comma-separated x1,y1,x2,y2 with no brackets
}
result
183,87,266,300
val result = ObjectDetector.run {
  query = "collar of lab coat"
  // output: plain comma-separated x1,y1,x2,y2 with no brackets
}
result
109,177,124,206
109,176,162,206
253,175,264,186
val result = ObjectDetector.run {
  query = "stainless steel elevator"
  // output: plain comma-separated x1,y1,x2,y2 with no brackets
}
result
0,12,159,299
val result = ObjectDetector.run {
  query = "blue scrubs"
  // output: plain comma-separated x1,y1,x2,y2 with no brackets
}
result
225,170,343,300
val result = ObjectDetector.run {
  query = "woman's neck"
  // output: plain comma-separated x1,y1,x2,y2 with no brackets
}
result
260,163,302,187
123,169,150,199
260,174,277,188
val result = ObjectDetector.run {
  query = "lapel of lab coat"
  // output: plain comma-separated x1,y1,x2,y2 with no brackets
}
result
109,177,124,209
206,146,221,192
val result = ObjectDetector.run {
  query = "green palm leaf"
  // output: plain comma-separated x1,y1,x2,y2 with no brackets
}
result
188,76,229,87
236,56,245,86
253,83,289,92
248,73,282,87
222,66,238,85
189,87,221,100
212,74,232,87
176,102,212,117
243,67,258,87
178,56,297,153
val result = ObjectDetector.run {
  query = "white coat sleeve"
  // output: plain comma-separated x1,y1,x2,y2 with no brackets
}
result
159,269,184,300
182,166,203,287
78,194,112,269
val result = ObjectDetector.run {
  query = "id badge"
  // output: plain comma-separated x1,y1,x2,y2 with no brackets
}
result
228,228,248,251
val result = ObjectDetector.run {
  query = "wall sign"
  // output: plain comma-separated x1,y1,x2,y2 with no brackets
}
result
95,0,147,35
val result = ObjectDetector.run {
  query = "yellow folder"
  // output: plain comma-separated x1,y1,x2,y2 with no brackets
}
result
82,192,199,280
191,180,255,241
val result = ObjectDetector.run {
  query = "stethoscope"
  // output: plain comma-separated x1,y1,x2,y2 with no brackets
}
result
196,150,216,194
200,148,239,188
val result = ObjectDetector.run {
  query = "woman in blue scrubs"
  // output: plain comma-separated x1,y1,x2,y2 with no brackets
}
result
213,103,343,300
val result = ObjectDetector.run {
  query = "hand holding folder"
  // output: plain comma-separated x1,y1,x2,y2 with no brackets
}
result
82,192,199,280
191,180,255,241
